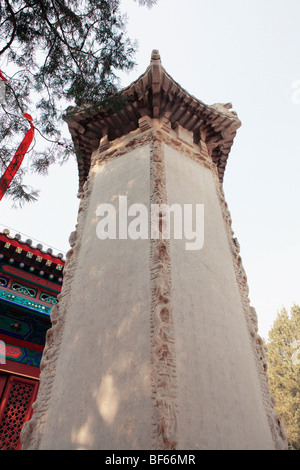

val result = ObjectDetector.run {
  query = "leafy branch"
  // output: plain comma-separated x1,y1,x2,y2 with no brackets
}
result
0,0,157,205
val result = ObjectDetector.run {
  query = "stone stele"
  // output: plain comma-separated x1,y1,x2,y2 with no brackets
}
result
21,50,288,450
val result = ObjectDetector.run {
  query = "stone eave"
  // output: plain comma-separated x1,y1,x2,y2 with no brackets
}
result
63,50,241,192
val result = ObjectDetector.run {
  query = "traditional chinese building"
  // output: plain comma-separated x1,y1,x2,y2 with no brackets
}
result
0,229,64,450
21,50,287,450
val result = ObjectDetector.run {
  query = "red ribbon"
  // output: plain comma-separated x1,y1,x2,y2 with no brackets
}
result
0,70,7,82
0,113,34,201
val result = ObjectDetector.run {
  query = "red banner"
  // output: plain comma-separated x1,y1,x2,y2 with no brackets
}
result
0,113,34,201
0,70,7,81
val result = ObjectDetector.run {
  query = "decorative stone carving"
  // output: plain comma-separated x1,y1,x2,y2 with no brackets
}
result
21,51,288,451
149,137,178,450
21,169,96,449
212,173,288,450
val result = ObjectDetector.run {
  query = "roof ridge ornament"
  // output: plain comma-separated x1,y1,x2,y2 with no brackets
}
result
64,49,242,190
210,102,238,117
150,50,162,117
150,49,161,64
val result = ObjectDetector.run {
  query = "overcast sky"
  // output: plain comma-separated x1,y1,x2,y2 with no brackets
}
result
1,0,300,339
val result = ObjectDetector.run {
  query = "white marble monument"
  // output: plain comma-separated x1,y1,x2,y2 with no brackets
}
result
21,50,287,450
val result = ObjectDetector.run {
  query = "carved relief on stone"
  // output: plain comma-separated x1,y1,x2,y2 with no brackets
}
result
21,112,287,451
212,174,288,450
149,137,179,450
21,170,96,450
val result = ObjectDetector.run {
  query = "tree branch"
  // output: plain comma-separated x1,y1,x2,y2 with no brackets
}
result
0,0,17,55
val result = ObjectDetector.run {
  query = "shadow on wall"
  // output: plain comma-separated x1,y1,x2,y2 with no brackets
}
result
34,147,154,449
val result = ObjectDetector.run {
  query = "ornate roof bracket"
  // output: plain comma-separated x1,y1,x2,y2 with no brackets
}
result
150,49,162,118
64,50,242,192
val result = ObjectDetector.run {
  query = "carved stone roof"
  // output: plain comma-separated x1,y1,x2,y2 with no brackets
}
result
64,50,241,192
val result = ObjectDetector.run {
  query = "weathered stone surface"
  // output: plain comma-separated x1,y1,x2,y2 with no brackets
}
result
21,53,287,451
63,50,241,192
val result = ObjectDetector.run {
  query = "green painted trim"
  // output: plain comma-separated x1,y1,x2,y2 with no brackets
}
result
0,288,51,315
2,342,42,368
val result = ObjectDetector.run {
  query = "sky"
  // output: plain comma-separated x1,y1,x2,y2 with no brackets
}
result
0,0,300,339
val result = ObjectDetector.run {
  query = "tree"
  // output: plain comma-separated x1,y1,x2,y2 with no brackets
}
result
265,304,300,450
0,0,156,205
